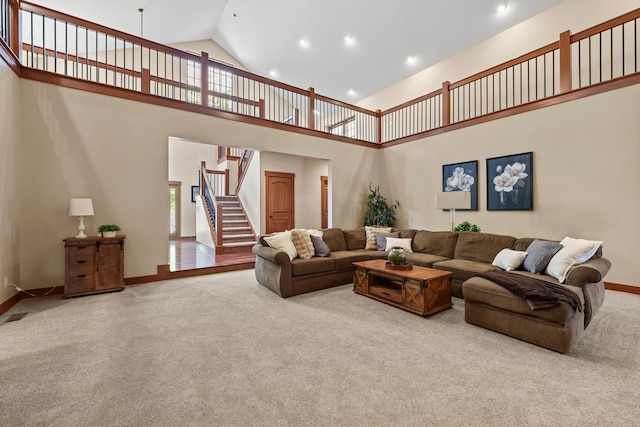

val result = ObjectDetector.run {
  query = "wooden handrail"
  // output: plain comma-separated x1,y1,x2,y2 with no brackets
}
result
20,1,199,61
570,7,640,43
449,42,559,90
380,88,442,115
11,1,640,147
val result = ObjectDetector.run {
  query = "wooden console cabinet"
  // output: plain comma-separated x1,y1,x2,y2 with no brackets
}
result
63,236,125,297
353,259,452,317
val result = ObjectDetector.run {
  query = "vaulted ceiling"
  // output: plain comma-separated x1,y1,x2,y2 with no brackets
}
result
31,0,563,102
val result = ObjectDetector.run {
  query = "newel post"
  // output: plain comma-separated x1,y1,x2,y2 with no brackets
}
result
441,81,451,126
559,30,572,93
200,161,206,196
10,0,21,57
200,51,209,107
308,87,315,130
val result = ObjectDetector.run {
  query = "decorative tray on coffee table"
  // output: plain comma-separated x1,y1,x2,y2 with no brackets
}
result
385,262,413,271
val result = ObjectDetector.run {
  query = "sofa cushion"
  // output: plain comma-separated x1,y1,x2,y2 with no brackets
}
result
393,229,418,240
462,274,584,325
412,230,458,258
405,252,449,268
330,251,370,270
365,226,392,250
291,257,335,277
321,228,347,252
522,239,562,274
344,229,366,250
310,235,331,257
433,259,501,282
291,229,315,260
454,232,516,263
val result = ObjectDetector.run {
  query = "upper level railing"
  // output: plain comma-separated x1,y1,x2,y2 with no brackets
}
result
0,0,11,46
4,2,640,146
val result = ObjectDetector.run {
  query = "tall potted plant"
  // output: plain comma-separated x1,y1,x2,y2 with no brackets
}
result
363,184,398,227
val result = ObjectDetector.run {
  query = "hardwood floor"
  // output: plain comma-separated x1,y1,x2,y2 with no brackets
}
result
169,237,255,272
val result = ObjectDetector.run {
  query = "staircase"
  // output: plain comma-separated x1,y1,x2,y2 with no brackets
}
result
216,195,257,254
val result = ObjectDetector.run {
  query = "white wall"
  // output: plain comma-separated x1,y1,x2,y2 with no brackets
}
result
237,150,261,235
0,56,20,304
259,152,329,233
358,0,640,111
380,84,640,287
168,138,218,237
18,80,378,289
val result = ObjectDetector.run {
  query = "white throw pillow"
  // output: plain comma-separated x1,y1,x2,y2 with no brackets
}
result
306,229,323,239
492,248,528,271
264,231,298,261
385,237,413,253
546,237,603,283
365,226,392,250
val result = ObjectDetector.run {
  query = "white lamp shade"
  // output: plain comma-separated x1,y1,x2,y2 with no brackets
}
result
435,191,471,210
69,198,94,216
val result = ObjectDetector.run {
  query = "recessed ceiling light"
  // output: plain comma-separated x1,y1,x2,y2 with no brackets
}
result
299,39,308,48
270,70,278,78
497,3,508,14
406,56,417,64
348,89,356,97
344,35,354,45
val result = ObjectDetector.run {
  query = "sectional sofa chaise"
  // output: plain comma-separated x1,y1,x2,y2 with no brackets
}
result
252,228,610,353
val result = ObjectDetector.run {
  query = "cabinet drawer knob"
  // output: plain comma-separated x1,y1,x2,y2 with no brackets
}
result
77,246,86,249
77,260,87,264
77,274,86,278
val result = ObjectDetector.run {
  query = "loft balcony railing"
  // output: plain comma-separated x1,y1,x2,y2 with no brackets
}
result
2,1,640,146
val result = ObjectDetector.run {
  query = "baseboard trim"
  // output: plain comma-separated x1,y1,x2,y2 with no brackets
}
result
0,286,65,317
124,262,255,285
604,282,640,295
0,292,22,317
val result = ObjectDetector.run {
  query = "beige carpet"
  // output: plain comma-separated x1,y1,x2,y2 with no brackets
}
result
1,269,639,426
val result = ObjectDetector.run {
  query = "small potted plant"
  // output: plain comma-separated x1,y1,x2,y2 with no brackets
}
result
98,224,121,238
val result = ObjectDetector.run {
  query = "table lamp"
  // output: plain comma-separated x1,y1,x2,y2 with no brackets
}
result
69,198,94,238
435,192,471,231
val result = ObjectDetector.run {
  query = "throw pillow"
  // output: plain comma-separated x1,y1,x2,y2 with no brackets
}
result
522,240,563,274
492,248,529,271
546,237,603,283
310,235,331,257
376,232,400,251
290,229,315,260
385,237,413,253
365,226,392,250
264,231,297,261
306,229,323,239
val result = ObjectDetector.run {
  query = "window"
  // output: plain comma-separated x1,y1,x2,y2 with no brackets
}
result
329,116,356,138
186,58,234,111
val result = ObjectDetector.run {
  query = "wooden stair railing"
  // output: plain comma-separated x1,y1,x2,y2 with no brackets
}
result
200,160,256,254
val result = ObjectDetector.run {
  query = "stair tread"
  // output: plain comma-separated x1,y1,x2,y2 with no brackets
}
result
223,241,257,247
223,234,255,239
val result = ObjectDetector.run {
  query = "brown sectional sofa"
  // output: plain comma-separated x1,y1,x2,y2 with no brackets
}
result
252,228,611,353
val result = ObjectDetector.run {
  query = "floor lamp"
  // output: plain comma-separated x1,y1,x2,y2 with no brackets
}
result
436,191,471,231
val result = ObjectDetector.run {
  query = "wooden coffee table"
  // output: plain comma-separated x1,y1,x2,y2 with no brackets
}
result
353,259,453,317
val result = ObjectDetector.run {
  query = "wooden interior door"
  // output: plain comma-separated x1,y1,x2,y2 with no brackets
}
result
265,171,295,233
321,175,329,229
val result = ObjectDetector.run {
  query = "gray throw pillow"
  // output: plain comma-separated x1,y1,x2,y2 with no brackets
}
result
375,232,400,251
310,235,331,257
523,239,563,274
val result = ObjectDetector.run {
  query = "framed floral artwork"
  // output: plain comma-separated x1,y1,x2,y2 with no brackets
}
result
442,160,478,211
486,152,533,211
